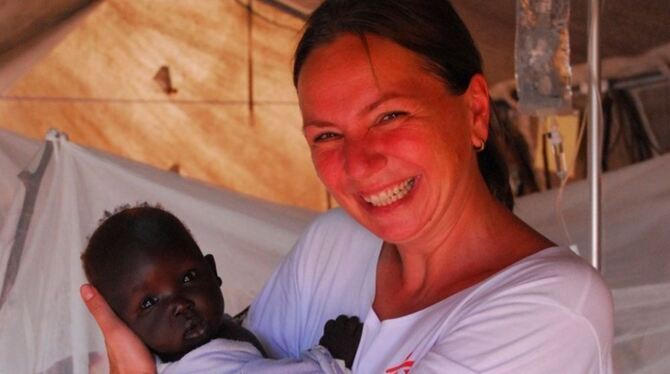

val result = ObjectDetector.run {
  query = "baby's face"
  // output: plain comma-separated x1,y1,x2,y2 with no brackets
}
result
111,251,224,360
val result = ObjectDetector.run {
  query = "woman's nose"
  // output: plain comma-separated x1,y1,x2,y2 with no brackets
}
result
343,138,386,179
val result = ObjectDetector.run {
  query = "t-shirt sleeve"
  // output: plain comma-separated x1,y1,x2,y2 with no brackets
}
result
243,227,309,359
245,209,378,360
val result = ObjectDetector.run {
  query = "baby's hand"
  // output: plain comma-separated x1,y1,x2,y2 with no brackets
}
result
319,315,363,369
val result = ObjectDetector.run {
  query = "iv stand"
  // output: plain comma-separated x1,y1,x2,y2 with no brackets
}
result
587,0,602,271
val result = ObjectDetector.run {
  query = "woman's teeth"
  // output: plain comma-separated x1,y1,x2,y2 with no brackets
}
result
363,177,415,207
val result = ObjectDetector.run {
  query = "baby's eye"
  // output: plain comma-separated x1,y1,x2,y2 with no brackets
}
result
313,132,341,143
183,269,197,283
140,296,158,310
379,111,407,123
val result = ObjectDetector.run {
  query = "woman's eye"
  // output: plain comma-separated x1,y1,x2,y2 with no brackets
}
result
183,269,197,283
380,111,406,123
313,132,340,143
140,296,158,310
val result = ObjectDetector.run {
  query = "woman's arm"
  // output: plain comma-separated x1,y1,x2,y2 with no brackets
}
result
80,284,156,374
243,239,307,359
244,209,377,359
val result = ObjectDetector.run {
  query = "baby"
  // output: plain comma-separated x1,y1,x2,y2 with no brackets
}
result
81,204,361,373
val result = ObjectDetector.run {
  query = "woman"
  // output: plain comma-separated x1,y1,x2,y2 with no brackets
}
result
82,0,614,372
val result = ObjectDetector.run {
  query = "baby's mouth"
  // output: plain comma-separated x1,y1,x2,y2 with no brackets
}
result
183,317,207,341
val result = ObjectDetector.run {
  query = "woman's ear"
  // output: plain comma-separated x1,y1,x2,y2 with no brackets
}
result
204,254,222,286
466,74,490,149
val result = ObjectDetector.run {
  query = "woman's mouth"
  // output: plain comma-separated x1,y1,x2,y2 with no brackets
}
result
362,177,416,207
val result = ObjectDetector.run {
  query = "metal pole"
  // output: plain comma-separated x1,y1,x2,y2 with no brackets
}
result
587,0,602,271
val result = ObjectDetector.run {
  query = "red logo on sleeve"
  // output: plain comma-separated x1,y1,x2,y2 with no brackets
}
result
385,352,414,374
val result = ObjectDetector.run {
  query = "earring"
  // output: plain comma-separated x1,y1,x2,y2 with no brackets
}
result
474,140,486,152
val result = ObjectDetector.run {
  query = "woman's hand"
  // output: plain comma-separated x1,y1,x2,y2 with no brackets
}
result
80,284,156,374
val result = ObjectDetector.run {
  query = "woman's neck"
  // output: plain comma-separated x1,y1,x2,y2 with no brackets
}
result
373,187,553,320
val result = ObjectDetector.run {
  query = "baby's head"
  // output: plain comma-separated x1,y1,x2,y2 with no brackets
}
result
81,205,225,361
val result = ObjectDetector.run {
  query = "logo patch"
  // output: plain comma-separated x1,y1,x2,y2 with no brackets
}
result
385,352,415,373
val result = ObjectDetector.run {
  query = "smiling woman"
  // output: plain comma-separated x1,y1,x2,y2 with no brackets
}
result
246,0,614,372
81,1,614,373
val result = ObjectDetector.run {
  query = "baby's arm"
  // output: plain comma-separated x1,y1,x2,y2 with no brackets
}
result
319,315,363,369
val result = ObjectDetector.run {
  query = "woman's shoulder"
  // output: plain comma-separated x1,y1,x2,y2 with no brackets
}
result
299,208,381,253
520,247,610,297
465,246,613,340
479,247,612,307
426,247,614,372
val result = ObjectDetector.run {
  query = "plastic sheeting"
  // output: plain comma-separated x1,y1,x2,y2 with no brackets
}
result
515,152,670,373
1,129,669,373
0,130,316,373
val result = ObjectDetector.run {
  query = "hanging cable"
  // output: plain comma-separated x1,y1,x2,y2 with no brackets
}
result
234,0,301,32
247,0,255,126
553,111,587,252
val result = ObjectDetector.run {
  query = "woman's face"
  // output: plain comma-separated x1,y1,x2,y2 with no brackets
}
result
298,34,489,245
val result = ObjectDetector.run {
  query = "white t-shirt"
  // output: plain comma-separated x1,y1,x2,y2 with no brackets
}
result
246,209,614,373
157,338,347,374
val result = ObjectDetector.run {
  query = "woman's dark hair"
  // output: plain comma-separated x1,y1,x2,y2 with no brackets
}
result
293,0,514,209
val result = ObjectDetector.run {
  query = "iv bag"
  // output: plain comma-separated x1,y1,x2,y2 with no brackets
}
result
515,0,572,115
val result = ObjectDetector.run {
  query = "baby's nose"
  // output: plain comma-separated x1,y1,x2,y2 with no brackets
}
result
170,296,194,317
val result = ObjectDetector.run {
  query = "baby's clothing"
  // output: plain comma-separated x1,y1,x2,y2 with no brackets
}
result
157,338,347,374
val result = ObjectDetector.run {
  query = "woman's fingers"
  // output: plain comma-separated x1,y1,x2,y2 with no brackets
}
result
80,284,123,335
80,284,156,374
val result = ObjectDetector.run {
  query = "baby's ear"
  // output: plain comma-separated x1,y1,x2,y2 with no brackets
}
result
204,254,223,286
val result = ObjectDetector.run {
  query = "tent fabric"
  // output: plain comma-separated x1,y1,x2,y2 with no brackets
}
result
0,0,325,212
514,153,670,373
0,129,316,373
0,129,669,373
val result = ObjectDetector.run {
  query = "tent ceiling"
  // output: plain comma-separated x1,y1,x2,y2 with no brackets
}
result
275,0,670,84
1,0,668,84
0,0,93,53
